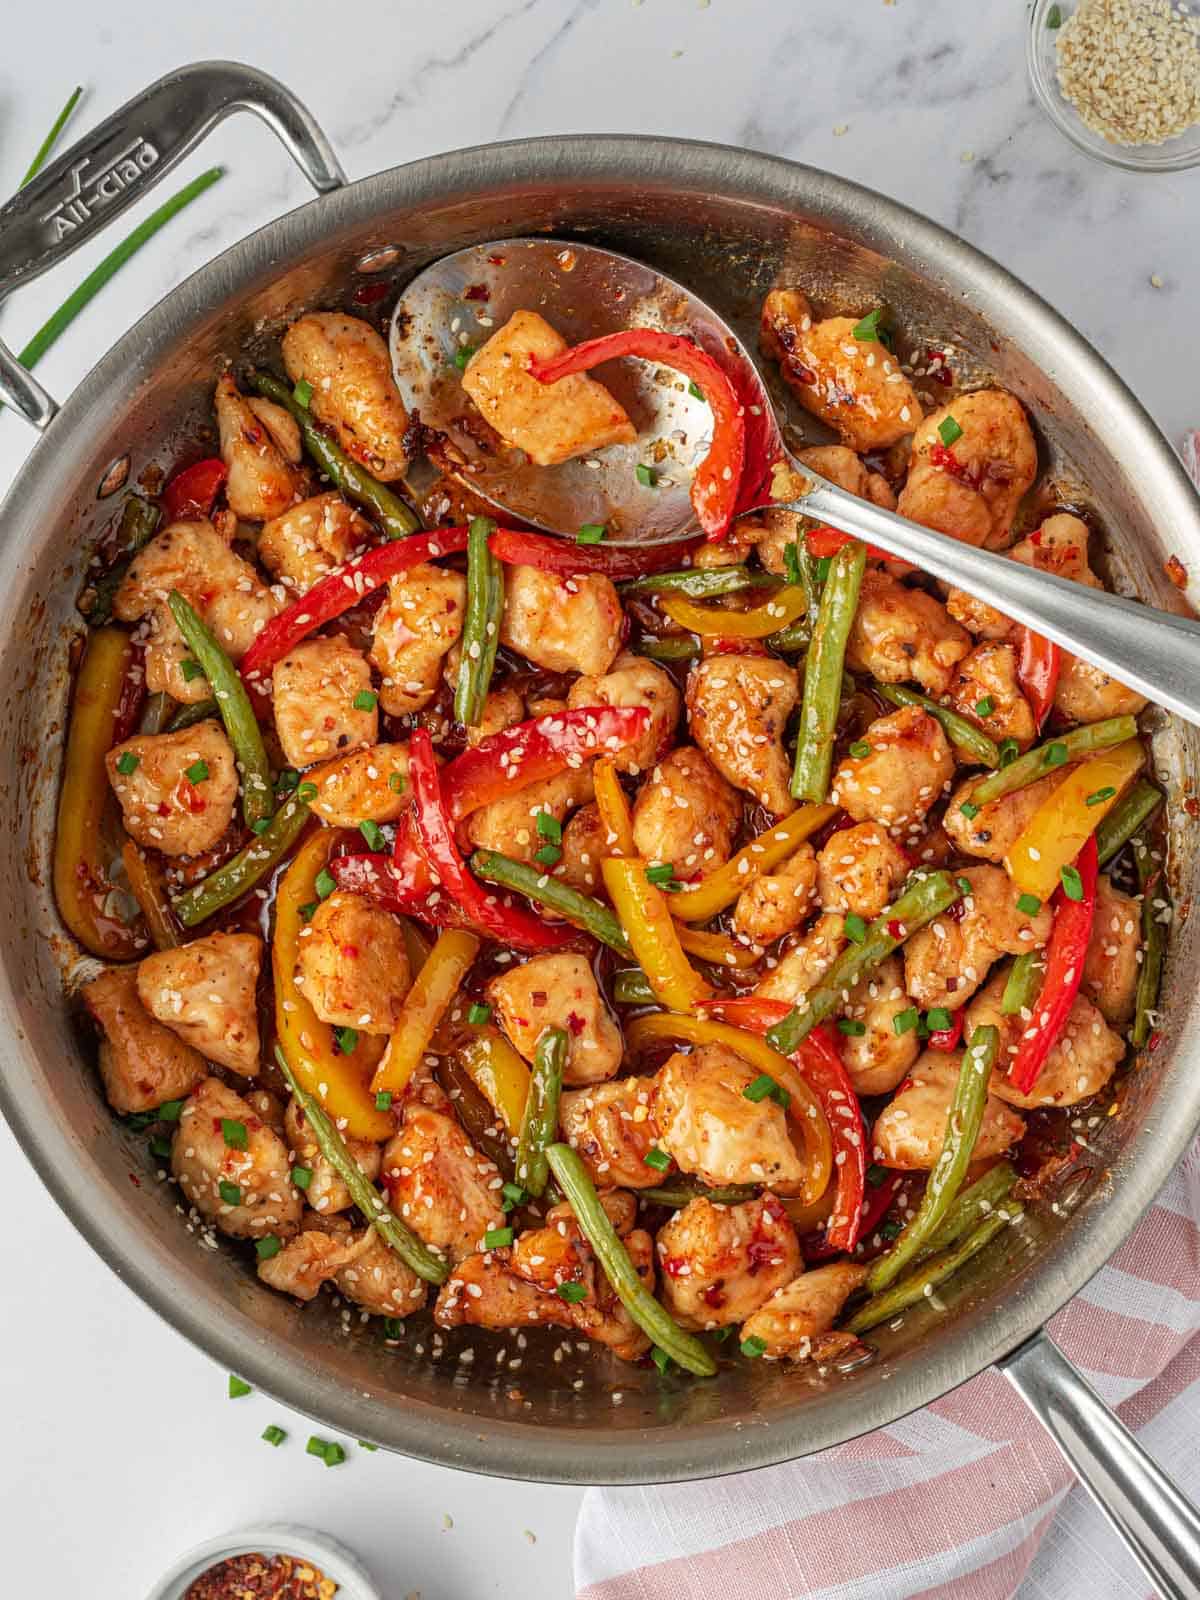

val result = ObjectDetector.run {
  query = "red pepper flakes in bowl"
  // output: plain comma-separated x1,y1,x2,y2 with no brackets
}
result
183,1552,337,1600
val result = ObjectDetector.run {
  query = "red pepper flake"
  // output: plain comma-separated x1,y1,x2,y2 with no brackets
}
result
487,253,508,266
353,280,391,305
463,283,491,302
661,1255,688,1278
183,1551,337,1599
929,441,978,485
1184,795,1200,820
1165,554,1189,590
1148,1029,1164,1053
887,919,904,939
702,1283,727,1307
531,991,548,1007
566,1011,586,1035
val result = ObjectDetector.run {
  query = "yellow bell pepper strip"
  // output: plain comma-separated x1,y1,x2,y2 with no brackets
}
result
602,858,713,1012
273,1046,447,1286
675,925,761,969
53,625,144,960
371,928,480,1096
1005,739,1143,900
625,1012,833,1206
658,585,810,639
398,916,432,977
593,757,637,856
273,828,394,1142
455,1025,532,1139
670,803,836,923
121,841,180,951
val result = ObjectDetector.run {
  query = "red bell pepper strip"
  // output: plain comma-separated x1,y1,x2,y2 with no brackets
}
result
804,525,891,563
804,1169,904,1263
1007,833,1098,1095
1016,627,1061,731
112,641,148,745
440,705,651,820
238,527,469,703
408,727,577,952
526,330,746,541
488,527,701,580
701,996,868,1254
927,1012,964,1052
329,849,478,935
162,457,228,522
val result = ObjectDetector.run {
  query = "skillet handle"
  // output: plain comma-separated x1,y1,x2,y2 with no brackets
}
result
0,61,346,429
1001,1328,1200,1598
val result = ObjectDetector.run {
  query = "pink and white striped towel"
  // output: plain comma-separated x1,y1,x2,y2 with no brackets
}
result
575,1135,1200,1600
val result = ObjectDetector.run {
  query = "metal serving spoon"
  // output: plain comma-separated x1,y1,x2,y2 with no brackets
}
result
391,238,1200,728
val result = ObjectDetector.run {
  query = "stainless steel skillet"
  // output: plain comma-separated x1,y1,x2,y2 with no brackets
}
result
1,62,1199,1595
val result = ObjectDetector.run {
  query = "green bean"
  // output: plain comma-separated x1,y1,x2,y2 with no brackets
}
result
765,618,810,653
633,634,701,663
764,871,962,1054
85,495,160,625
619,566,779,599
916,1161,1017,1262
273,1046,447,1285
791,535,822,637
866,1025,1000,1294
791,540,867,802
172,793,310,927
1001,952,1044,1017
249,370,422,540
469,850,632,956
546,1144,716,1376
515,1027,566,1198
845,1204,1023,1335
168,697,218,732
454,516,503,727
641,1181,759,1208
1095,777,1163,868
970,715,1138,807
166,591,273,829
1132,840,1167,1049
612,968,656,1005
875,683,1001,768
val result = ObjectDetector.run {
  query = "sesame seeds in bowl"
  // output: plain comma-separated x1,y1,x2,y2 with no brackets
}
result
1028,0,1200,172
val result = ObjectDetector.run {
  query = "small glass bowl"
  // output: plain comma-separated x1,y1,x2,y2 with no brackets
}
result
1028,0,1200,173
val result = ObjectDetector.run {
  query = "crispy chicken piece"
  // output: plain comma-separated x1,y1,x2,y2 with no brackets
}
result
282,311,410,480
461,309,636,466
567,653,681,775
837,954,921,1096
560,1076,662,1189
382,1107,504,1263
1054,655,1148,724
904,864,1052,1012
830,705,954,837
464,767,595,864
214,373,301,521
739,1261,868,1363
136,931,262,1075
283,1096,382,1216
488,953,622,1087
946,511,1100,638
297,890,412,1035
172,1077,302,1239
1082,875,1142,1026
631,746,741,879
82,965,206,1114
554,801,608,892
943,770,1066,863
732,844,818,944
656,1195,800,1330
686,653,799,817
845,571,971,697
799,445,898,508
755,912,847,1006
760,288,921,452
898,390,1038,550
332,1227,429,1317
946,641,1036,752
106,721,238,857
500,566,622,677
114,518,281,703
257,493,370,595
369,562,466,716
256,1227,356,1302
965,970,1125,1110
653,1044,806,1191
872,1051,1026,1169
272,636,378,769
434,1249,574,1333
306,742,410,827
816,822,910,920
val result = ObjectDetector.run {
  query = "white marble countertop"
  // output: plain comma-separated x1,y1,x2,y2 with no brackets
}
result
1,2,1197,1595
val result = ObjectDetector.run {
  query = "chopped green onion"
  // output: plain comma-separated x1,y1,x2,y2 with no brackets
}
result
866,1163,889,1188
536,812,563,843
149,1136,172,1160
959,801,980,820
740,1336,767,1359
645,862,678,887
353,689,378,712
925,1008,953,1031
1086,786,1117,807
577,524,606,545
815,556,833,583
651,1345,673,1375
848,740,872,759
276,769,300,795
1016,893,1042,916
881,1218,903,1240
998,738,1020,767
159,1099,185,1122
218,1180,242,1206
938,416,963,447
467,1002,492,1026
291,1165,313,1191
228,1375,252,1399
1043,742,1069,768
357,1440,378,1451
359,819,387,852
382,1318,404,1339
255,1235,282,1261
974,697,995,718
315,868,336,900
533,843,562,868
374,1089,393,1111
743,1073,788,1107
298,902,318,923
262,1424,287,1446
501,1181,527,1210
293,379,314,408
221,1118,248,1150
957,876,972,896
893,1007,919,1035
334,1027,359,1055
453,345,476,372
844,913,868,944
484,1227,514,1249
783,542,804,586
251,818,272,835
1046,3,1062,24
688,380,705,401
116,751,140,775
179,658,204,682
852,308,885,341
636,463,658,488
388,771,406,794
837,1019,866,1037
643,1147,671,1172
297,781,319,803
556,1281,588,1304
1060,864,1084,901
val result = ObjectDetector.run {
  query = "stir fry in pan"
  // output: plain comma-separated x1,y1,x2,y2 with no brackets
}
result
55,281,1168,1377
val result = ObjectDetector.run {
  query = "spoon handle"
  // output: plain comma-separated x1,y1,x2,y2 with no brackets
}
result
771,475,1200,730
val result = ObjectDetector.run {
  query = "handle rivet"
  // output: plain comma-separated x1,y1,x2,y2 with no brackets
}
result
357,245,402,274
